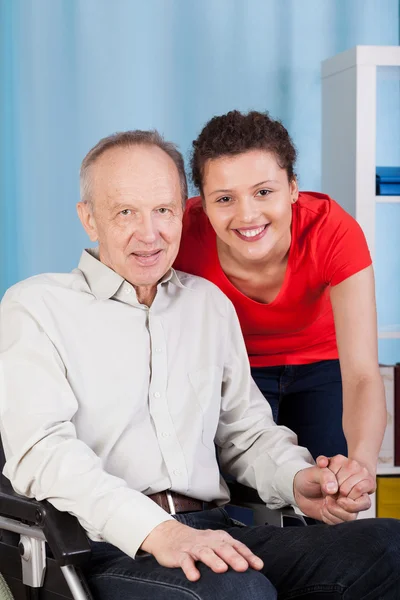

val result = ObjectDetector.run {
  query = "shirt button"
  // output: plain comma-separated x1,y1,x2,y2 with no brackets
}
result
125,286,132,294
153,391,161,398
155,348,162,353
161,431,170,438
173,469,181,476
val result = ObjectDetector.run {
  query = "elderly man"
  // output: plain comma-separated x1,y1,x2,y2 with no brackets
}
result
0,130,399,600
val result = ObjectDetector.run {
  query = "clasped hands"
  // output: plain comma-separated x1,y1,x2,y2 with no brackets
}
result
293,454,376,524
141,455,376,582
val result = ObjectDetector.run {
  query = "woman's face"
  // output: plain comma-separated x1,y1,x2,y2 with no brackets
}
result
202,149,298,263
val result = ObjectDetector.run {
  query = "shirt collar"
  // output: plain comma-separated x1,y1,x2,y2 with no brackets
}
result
77,248,187,300
160,267,187,289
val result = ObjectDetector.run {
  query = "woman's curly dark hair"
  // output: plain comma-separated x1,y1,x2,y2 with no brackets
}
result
191,110,297,194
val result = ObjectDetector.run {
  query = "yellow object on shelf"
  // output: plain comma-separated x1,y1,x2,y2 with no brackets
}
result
377,476,400,519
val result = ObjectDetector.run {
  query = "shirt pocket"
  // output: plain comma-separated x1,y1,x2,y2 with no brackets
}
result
188,366,223,449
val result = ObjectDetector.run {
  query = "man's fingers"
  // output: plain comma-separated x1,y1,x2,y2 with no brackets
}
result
319,467,339,495
195,546,230,573
194,538,263,574
161,528,263,580
316,455,330,469
321,508,346,525
337,493,371,513
320,500,343,525
321,507,355,525
212,543,249,572
179,553,201,581
231,539,264,570
322,497,358,523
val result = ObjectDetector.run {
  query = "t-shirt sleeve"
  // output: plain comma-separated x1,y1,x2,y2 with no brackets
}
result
321,199,372,287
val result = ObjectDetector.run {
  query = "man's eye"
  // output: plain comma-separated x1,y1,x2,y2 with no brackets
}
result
257,189,271,197
157,207,170,215
120,209,132,216
216,196,231,203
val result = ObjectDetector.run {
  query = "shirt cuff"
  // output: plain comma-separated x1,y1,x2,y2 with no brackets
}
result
102,494,174,558
273,459,314,507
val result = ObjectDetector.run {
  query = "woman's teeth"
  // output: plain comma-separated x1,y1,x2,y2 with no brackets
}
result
237,225,266,237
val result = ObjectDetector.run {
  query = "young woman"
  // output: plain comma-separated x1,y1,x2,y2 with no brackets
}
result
175,110,385,482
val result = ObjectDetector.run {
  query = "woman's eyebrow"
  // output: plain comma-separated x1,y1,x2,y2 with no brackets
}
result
210,179,279,195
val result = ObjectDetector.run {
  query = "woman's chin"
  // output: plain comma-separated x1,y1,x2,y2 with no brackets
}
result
234,241,273,263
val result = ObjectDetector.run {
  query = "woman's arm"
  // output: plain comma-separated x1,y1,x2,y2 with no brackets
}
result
330,265,386,479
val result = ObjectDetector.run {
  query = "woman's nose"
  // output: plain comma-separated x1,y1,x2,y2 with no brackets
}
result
237,199,259,223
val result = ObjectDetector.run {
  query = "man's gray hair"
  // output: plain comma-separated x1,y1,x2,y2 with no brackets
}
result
80,130,188,208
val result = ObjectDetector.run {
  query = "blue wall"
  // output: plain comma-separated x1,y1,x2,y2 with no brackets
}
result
1,0,399,359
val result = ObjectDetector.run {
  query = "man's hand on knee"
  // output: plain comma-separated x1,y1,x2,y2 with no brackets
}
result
140,520,264,581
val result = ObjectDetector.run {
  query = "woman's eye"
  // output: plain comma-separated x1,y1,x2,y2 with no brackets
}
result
120,209,132,216
257,189,271,197
217,196,231,203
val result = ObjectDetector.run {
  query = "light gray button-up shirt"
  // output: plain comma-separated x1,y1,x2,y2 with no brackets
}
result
0,250,313,558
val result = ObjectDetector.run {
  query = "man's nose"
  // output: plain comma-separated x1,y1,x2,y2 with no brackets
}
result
135,214,157,243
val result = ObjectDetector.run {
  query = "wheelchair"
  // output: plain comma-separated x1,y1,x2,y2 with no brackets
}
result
0,440,306,599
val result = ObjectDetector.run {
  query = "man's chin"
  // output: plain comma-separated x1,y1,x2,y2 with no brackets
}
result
125,264,171,288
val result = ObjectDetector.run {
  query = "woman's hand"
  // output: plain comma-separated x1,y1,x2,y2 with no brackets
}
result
315,454,375,523
293,454,374,524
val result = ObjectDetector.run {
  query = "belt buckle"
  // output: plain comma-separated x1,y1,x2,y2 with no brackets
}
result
166,490,176,515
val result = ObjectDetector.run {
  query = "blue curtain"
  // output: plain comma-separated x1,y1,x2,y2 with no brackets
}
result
0,0,399,305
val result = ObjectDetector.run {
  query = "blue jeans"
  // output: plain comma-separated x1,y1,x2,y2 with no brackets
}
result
251,360,347,459
85,508,400,599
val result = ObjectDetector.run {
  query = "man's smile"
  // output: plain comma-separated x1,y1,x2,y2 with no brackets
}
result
130,249,163,266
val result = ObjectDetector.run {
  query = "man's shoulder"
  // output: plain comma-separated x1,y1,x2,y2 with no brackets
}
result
176,270,225,293
175,270,231,308
2,270,89,307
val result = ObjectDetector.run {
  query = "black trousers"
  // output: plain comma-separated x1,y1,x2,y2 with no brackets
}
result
85,507,400,599
251,359,347,460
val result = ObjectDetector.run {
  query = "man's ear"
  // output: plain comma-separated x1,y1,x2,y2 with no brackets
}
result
77,201,98,242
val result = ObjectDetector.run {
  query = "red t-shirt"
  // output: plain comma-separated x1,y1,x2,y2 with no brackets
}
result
174,191,372,367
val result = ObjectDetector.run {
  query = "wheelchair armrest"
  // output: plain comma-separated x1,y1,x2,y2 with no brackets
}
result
228,481,264,505
0,475,91,566
227,481,307,527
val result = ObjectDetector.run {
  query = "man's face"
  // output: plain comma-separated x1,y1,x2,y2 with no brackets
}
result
78,145,183,291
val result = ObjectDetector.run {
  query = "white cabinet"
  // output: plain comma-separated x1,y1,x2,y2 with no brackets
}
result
321,45,400,258
321,46,400,516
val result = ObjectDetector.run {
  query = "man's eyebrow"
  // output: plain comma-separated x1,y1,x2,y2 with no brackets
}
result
109,200,136,211
109,198,179,211
155,198,179,205
210,180,280,195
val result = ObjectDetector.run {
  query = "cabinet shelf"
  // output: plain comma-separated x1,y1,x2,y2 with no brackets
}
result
378,332,400,339
376,196,400,203
377,466,400,475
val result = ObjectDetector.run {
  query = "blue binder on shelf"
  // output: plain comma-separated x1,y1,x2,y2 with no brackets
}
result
376,167,400,196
